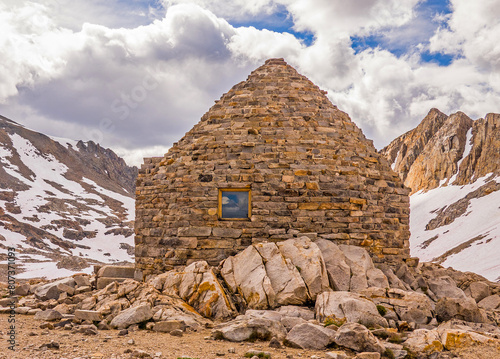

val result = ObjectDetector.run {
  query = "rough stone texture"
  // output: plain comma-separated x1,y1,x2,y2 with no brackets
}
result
478,294,500,310
276,305,315,320
34,309,63,321
361,287,434,325
153,320,186,333
34,278,75,301
109,304,153,329
74,310,102,322
221,245,275,309
276,236,330,300
211,318,287,342
135,58,411,276
334,323,385,354
404,329,444,354
465,281,491,303
254,241,309,305
440,329,494,350
314,238,351,291
315,291,388,328
284,322,336,350
435,297,486,323
155,261,236,320
428,277,466,300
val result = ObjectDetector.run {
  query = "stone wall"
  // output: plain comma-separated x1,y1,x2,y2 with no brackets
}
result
135,59,411,277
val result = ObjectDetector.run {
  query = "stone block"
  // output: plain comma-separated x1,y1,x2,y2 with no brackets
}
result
97,265,135,279
74,310,102,322
212,228,243,238
177,226,212,237
96,277,128,290
153,320,186,333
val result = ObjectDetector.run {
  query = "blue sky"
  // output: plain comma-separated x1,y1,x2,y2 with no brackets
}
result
0,0,499,165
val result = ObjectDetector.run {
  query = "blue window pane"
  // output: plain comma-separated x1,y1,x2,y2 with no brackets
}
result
221,191,249,218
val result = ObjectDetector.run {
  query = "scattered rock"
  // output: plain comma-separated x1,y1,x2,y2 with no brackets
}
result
110,304,153,329
212,318,287,342
435,297,485,323
34,309,63,322
153,320,186,333
404,329,443,354
334,323,385,354
284,322,336,350
315,291,388,328
269,337,282,348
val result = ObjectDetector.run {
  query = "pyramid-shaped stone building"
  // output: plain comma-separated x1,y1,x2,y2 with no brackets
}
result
135,58,410,276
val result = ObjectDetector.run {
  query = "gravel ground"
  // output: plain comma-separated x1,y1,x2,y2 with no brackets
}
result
0,314,327,359
2,314,500,359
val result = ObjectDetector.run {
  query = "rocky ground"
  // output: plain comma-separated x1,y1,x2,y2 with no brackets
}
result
3,237,500,359
1,313,500,359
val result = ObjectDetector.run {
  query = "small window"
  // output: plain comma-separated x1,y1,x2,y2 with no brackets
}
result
218,188,251,220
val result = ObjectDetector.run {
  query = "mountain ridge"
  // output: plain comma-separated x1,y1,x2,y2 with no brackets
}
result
382,109,500,281
0,115,137,278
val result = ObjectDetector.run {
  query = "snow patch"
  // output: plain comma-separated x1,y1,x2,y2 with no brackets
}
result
410,174,500,281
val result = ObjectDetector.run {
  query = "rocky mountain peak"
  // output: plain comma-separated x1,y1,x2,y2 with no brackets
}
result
0,115,137,278
381,109,500,281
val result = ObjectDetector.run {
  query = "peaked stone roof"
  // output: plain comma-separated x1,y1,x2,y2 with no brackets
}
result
135,58,411,275
170,58,377,162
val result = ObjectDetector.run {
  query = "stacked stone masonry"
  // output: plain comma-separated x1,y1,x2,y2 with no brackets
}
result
135,58,411,277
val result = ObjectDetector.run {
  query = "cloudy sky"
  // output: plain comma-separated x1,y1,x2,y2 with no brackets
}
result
1,0,499,166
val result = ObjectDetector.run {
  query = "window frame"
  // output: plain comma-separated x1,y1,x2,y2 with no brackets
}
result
218,187,252,220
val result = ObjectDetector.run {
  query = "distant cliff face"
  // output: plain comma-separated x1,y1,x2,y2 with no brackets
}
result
0,115,137,278
381,109,500,194
381,109,500,281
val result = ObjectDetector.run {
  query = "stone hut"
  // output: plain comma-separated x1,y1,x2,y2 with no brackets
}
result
135,58,410,277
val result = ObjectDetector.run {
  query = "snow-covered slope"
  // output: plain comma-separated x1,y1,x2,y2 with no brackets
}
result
382,109,500,281
0,116,137,279
410,174,500,281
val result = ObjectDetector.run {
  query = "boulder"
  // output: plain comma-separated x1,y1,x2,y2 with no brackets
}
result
212,318,287,342
15,283,30,296
465,281,490,303
334,323,385,354
361,288,434,325
377,264,410,291
96,277,129,290
478,294,500,310
34,309,63,321
97,265,135,279
74,310,102,322
316,291,388,328
440,329,494,350
276,305,315,320
177,261,235,320
314,238,351,291
284,322,336,350
427,276,466,299
339,245,389,291
402,329,443,354
277,236,330,300
221,246,275,309
35,278,76,301
326,352,348,359
281,316,308,332
110,304,153,329
435,297,485,323
254,242,309,305
244,309,282,322
153,320,186,333
73,275,91,288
